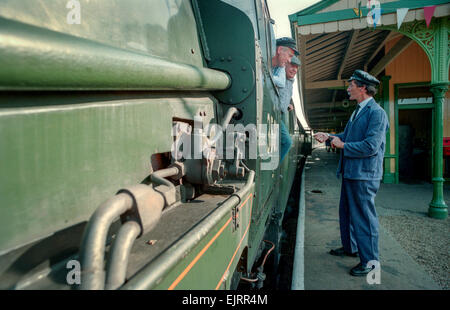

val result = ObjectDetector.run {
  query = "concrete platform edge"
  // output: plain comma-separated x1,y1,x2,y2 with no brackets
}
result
291,168,306,290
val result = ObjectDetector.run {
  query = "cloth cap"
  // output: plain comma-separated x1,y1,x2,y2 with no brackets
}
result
276,37,299,55
348,69,380,86
290,56,301,66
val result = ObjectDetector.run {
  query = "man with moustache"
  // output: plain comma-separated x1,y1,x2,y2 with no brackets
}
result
313,70,389,276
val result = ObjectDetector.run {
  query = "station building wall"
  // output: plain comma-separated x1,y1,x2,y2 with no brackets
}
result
384,37,450,176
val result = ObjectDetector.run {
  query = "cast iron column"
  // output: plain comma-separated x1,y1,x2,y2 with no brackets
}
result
380,75,394,183
428,83,448,219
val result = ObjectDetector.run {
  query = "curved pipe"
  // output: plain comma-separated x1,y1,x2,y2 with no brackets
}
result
221,107,240,129
79,193,133,290
122,170,255,290
239,239,275,285
240,276,258,283
150,166,179,189
260,240,275,268
209,107,240,146
105,221,141,290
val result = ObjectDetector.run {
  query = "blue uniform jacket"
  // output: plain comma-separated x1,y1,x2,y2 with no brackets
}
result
332,98,389,180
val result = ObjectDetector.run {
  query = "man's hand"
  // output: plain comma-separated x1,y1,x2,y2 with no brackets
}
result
331,136,345,149
313,132,329,143
288,104,294,111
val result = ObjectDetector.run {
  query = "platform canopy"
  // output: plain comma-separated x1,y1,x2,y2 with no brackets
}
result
289,0,450,131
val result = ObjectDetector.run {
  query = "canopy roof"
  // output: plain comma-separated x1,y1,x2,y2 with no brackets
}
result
290,0,450,131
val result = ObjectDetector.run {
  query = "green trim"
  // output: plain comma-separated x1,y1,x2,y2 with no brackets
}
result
288,0,340,22
394,82,435,185
296,8,370,26
381,76,393,184
432,18,450,84
395,82,432,88
380,18,449,86
290,0,450,26
383,173,396,184
398,103,434,110
428,83,449,218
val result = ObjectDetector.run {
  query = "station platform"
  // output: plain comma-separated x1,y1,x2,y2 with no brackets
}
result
297,147,449,290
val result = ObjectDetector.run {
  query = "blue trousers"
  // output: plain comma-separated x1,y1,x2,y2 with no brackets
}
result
339,178,380,265
280,121,292,163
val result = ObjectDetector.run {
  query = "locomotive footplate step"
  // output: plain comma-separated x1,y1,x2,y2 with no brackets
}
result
300,147,445,290
124,192,239,280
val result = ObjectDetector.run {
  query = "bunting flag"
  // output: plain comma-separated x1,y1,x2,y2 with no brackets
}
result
353,1,363,19
353,7,362,18
366,0,382,29
372,7,382,29
358,1,362,19
396,8,409,29
424,5,437,28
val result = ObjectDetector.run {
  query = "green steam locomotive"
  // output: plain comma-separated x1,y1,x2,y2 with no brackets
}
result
0,0,311,290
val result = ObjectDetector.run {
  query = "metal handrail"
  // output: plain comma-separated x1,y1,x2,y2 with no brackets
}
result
0,17,231,91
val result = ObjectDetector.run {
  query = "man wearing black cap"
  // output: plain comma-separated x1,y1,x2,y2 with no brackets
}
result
278,56,301,163
313,70,389,277
271,37,299,88
271,38,299,164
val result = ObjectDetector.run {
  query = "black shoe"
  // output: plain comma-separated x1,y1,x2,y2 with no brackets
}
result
350,262,374,276
329,247,358,257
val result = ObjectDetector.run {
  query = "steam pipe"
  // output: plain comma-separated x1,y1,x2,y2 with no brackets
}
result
105,221,141,290
0,17,231,91
221,107,240,129
150,166,180,189
79,193,134,290
122,170,255,290
209,107,240,146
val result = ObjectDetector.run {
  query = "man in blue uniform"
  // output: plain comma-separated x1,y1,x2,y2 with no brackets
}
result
314,70,389,276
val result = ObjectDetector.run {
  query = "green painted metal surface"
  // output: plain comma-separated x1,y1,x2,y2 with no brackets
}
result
121,183,255,290
154,190,254,290
0,0,205,67
429,83,448,219
381,76,395,184
0,17,230,91
195,0,281,274
0,93,216,254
